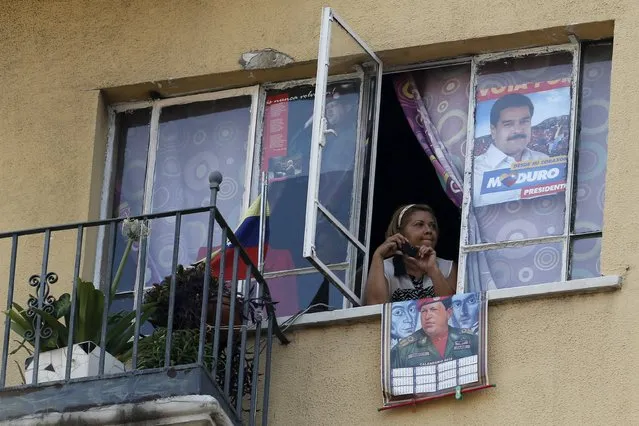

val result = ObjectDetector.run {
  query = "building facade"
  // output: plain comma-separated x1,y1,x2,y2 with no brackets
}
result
0,0,636,424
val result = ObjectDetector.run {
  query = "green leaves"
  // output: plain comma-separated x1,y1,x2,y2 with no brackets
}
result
75,279,104,344
5,279,155,363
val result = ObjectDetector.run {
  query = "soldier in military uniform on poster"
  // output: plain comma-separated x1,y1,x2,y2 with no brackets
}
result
391,296,478,368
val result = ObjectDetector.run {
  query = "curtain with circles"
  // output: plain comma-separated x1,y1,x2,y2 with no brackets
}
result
112,97,253,291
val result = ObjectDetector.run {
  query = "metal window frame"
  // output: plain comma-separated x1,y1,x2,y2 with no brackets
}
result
254,73,366,291
97,86,261,293
457,41,584,293
302,6,383,307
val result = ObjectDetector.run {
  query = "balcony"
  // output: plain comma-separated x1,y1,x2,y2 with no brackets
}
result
0,172,289,425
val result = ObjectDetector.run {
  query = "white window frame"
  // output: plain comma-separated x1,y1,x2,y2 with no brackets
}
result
302,6,383,307
255,72,367,309
456,40,606,293
97,86,261,293
298,35,610,306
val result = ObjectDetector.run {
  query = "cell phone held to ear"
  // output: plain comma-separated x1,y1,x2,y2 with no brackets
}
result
400,242,419,258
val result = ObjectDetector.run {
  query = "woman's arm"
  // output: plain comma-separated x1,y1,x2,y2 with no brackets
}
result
363,253,389,305
409,247,456,296
426,262,456,297
446,261,458,294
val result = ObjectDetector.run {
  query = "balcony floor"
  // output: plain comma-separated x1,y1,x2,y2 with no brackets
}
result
0,365,240,425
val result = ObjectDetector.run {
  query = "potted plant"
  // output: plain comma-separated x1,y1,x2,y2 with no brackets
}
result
140,263,252,405
143,263,242,335
5,218,155,384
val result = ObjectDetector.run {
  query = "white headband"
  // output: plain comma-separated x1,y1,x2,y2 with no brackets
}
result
397,204,416,228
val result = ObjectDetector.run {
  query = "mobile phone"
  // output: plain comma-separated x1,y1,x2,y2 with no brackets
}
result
400,242,419,258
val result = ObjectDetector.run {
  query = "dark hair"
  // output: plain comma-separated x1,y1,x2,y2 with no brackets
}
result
490,93,534,127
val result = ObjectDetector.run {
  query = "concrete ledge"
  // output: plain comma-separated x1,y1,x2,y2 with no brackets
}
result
487,275,622,303
0,365,239,424
277,275,622,330
4,395,233,426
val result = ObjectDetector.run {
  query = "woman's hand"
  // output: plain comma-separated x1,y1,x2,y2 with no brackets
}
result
374,233,409,259
404,246,439,277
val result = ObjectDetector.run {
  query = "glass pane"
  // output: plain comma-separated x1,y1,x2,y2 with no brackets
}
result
146,96,252,286
570,237,601,279
573,44,613,234
262,81,359,272
266,270,346,317
110,108,151,292
112,109,152,218
470,53,573,243
317,17,369,230
466,242,563,291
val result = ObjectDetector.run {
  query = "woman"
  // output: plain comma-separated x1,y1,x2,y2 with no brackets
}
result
364,204,457,305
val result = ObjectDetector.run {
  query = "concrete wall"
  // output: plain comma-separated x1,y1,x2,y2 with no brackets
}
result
0,0,636,423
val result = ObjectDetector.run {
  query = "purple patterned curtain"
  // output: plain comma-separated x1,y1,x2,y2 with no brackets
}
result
393,74,464,207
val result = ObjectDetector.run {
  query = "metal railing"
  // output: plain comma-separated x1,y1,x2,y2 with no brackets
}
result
0,171,289,425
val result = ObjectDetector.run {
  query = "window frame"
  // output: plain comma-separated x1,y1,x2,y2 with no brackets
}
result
97,86,261,296
456,41,605,293
255,72,371,309
301,6,383,308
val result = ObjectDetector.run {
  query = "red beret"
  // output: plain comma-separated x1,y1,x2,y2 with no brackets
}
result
416,296,451,311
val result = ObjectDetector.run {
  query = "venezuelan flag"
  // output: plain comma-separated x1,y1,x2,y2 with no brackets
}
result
196,195,269,280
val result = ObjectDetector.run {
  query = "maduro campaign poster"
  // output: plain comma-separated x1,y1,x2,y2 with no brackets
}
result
380,293,489,408
472,79,572,207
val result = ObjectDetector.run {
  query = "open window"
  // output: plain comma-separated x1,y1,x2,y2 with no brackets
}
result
302,7,382,307
299,33,612,309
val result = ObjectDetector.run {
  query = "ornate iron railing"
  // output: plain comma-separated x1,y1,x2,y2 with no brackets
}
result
0,171,288,425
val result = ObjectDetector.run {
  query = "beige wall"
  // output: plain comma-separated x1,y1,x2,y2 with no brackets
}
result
0,0,637,423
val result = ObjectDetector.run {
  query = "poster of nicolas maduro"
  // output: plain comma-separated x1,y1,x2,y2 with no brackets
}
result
472,79,572,207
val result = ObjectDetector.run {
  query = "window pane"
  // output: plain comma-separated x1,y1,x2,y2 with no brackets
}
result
146,96,252,286
261,81,360,272
570,237,601,279
110,109,151,292
573,44,613,234
112,109,152,218
266,270,346,317
466,242,563,291
470,53,573,243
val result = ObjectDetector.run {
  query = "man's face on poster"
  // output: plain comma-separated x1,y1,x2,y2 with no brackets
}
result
419,301,451,337
491,105,532,159
452,293,479,329
391,301,417,340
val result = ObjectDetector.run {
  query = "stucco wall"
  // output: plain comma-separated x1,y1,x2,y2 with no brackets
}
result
0,0,636,423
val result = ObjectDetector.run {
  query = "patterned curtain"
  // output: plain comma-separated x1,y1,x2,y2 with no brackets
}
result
393,75,464,207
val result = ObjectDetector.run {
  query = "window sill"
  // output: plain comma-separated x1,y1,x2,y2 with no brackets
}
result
276,275,622,330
